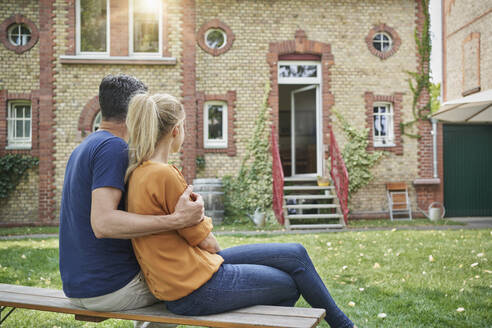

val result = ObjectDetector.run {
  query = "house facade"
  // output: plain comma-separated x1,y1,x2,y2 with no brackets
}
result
0,0,436,226
440,0,492,216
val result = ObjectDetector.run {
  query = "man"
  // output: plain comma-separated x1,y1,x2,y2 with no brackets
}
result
59,75,204,319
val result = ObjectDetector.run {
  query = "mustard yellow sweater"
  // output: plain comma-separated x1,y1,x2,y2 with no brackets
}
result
127,161,223,301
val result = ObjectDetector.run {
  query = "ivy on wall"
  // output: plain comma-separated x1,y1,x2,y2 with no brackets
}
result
334,110,383,199
223,82,272,221
0,154,39,199
400,0,432,138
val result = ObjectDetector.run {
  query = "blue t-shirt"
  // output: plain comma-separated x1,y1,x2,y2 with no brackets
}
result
59,130,139,298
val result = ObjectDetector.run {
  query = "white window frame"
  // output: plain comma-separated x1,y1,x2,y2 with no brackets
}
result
204,28,227,49
372,32,393,53
204,101,228,149
7,101,32,150
129,0,162,57
278,61,321,84
76,0,110,56
373,102,395,147
8,24,31,46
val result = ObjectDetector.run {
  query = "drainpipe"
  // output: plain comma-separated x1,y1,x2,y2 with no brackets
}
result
431,118,438,178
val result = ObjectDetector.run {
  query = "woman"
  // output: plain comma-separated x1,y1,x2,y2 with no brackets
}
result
125,93,355,328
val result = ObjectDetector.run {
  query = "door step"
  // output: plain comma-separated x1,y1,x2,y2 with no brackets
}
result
284,185,334,191
284,204,339,210
288,224,344,230
284,176,317,182
287,214,342,220
284,194,335,200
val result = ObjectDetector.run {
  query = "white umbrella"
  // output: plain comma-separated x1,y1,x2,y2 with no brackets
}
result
433,89,492,123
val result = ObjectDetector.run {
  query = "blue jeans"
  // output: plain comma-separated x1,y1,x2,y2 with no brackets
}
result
165,243,353,328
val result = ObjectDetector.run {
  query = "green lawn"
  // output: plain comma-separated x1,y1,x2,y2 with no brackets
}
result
0,218,465,237
0,229,490,327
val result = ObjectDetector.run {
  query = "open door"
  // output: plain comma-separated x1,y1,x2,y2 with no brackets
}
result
290,85,319,176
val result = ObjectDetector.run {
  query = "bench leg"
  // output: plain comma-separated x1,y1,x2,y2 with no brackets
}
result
0,306,16,326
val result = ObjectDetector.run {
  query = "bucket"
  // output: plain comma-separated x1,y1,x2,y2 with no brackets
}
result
192,178,224,225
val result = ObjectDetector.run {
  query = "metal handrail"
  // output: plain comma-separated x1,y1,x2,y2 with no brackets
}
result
271,128,285,225
329,129,349,224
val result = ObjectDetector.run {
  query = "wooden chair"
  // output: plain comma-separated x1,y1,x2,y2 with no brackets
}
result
386,182,412,221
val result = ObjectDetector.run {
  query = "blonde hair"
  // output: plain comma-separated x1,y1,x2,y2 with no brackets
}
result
125,93,185,182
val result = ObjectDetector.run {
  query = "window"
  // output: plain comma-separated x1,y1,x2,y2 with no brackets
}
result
197,20,235,56
204,101,227,148
92,111,102,132
7,101,32,149
278,61,321,84
76,0,109,54
372,32,392,52
205,29,226,49
8,24,31,46
373,103,394,147
130,0,162,55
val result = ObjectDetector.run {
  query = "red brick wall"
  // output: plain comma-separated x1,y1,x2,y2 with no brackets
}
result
38,0,56,222
77,96,100,137
179,0,197,183
110,0,129,56
414,0,443,210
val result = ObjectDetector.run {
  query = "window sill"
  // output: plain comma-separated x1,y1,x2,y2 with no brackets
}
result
413,178,441,185
59,55,177,65
204,145,228,149
374,143,395,148
6,145,32,150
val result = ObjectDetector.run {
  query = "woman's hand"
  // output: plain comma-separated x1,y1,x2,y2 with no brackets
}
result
198,232,221,254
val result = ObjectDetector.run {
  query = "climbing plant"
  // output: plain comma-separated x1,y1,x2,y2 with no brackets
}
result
223,82,272,221
0,154,39,199
400,0,432,138
333,110,383,199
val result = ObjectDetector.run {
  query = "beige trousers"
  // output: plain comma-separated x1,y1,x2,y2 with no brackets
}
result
69,271,176,328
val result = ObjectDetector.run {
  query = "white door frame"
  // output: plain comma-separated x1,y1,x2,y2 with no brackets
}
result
290,84,322,177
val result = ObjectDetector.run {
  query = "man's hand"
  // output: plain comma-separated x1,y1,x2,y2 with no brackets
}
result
174,185,205,229
197,232,221,253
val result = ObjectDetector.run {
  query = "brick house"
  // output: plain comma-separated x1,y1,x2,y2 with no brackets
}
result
438,0,492,216
0,0,437,226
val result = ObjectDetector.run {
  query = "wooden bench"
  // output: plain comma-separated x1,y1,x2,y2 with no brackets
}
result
0,284,325,327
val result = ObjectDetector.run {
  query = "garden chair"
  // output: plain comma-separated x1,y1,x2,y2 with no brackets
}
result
386,182,412,220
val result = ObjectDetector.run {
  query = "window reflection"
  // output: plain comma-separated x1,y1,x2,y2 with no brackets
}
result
208,105,223,140
80,0,107,52
279,65,317,78
133,1,159,53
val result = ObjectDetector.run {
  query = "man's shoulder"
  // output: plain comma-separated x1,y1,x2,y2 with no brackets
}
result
75,131,127,157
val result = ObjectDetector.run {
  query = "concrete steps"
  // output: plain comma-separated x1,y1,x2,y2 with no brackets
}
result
283,177,344,230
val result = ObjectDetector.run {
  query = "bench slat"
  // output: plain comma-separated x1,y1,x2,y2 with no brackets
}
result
0,285,325,328
234,305,325,319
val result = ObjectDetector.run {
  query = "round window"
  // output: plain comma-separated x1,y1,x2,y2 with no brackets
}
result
372,32,392,52
92,111,102,132
205,29,226,49
8,23,31,46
